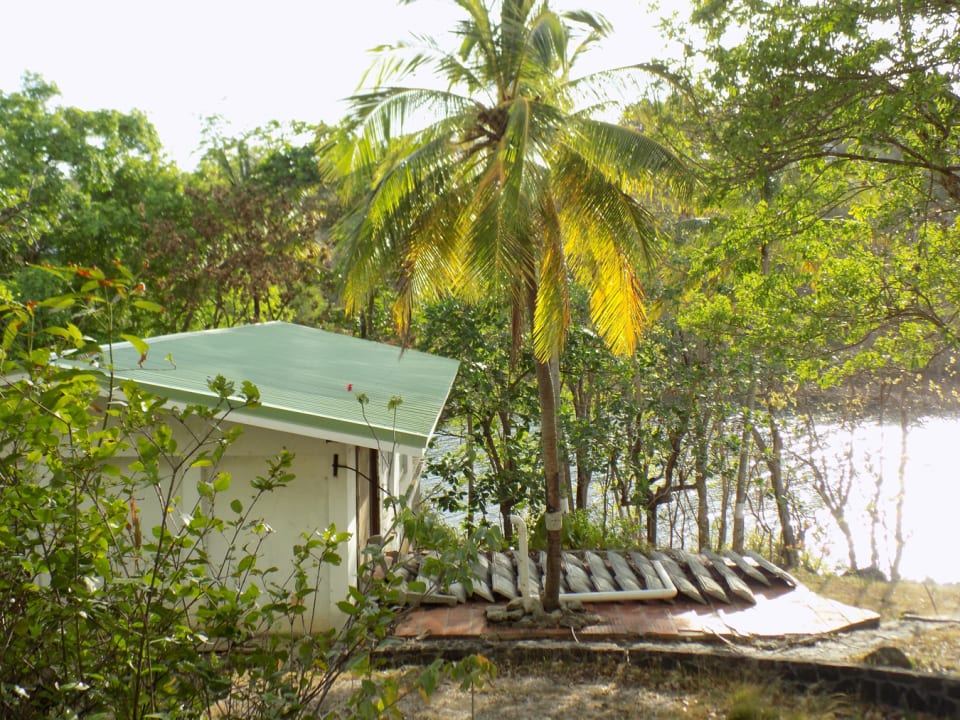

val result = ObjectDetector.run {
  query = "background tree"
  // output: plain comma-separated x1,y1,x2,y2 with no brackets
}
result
0,74,181,299
143,122,339,333
679,0,959,206
419,299,542,536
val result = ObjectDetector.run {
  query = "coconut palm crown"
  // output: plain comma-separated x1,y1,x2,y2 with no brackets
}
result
327,0,692,609
330,0,690,355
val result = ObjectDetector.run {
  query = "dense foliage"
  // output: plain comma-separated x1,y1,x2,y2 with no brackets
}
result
2,6,958,699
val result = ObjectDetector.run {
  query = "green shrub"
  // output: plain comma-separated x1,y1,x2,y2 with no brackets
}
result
0,265,493,720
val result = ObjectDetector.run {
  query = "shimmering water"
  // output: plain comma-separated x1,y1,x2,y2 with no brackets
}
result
801,416,960,584
423,416,960,583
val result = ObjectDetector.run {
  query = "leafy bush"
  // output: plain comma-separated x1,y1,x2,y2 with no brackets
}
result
0,265,493,719
527,508,646,551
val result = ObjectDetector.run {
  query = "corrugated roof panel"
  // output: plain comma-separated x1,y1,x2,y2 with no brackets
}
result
88,322,459,451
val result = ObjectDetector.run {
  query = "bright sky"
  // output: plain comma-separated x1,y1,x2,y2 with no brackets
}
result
1,0,689,170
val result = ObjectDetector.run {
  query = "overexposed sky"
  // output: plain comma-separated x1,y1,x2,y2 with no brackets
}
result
1,0,688,169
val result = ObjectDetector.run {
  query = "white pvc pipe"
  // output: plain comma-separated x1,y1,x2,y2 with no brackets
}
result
560,561,678,602
509,515,532,609
508,513,678,604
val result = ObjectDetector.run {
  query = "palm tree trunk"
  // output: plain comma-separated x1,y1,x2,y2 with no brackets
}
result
535,357,563,611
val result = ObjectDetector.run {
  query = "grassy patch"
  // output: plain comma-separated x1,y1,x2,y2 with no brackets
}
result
794,568,960,675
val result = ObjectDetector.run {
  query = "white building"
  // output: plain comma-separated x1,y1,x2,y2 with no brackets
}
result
90,321,458,630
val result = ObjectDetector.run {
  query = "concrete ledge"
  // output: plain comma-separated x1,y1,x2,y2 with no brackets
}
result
374,639,960,717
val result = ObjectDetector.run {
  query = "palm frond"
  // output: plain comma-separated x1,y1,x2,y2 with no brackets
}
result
532,193,570,360
348,86,476,140
551,149,658,355
561,9,612,37
458,98,541,297
565,116,694,203
327,0,692,360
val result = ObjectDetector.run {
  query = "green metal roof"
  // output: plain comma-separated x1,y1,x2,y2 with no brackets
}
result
93,322,459,452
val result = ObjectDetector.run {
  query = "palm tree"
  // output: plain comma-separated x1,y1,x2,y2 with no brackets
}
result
327,0,691,610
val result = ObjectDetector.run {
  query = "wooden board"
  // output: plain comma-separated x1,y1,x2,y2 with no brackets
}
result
651,550,706,604
607,551,643,591
721,549,771,587
702,550,756,605
584,551,617,593
562,551,594,594
678,550,729,603
492,551,518,600
628,551,666,590
744,550,798,587
542,551,569,593
469,553,495,602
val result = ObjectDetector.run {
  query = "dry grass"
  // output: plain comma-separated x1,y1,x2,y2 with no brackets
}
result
794,569,960,674
328,660,935,719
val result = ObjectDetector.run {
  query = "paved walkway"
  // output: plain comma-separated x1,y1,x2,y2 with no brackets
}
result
394,584,880,641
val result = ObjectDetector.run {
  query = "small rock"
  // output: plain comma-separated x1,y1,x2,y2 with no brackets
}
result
844,566,888,583
862,646,913,669
485,607,510,623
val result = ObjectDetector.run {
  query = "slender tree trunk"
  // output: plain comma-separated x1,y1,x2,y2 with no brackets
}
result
647,429,683,547
550,357,573,510
359,294,376,339
891,388,909,581
646,499,658,547
753,415,799,567
694,416,711,551
500,500,516,543
466,414,475,527
717,445,731,550
869,385,887,571
804,453,858,570
535,357,563,611
568,375,591,510
575,458,590,510
732,383,756,553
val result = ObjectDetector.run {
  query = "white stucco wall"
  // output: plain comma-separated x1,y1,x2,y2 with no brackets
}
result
114,419,358,631
100,408,430,632
205,424,356,632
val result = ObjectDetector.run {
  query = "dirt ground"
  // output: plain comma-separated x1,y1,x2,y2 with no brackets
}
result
324,572,960,719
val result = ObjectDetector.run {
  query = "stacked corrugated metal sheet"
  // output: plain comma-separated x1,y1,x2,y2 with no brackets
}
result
395,548,797,606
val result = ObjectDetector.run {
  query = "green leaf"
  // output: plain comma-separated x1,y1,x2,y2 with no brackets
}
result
133,300,165,313
419,664,440,697
38,295,76,310
237,554,256,573
120,334,149,356
28,348,49,366
230,498,243,514
212,472,231,492
45,323,85,346
336,600,362,615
